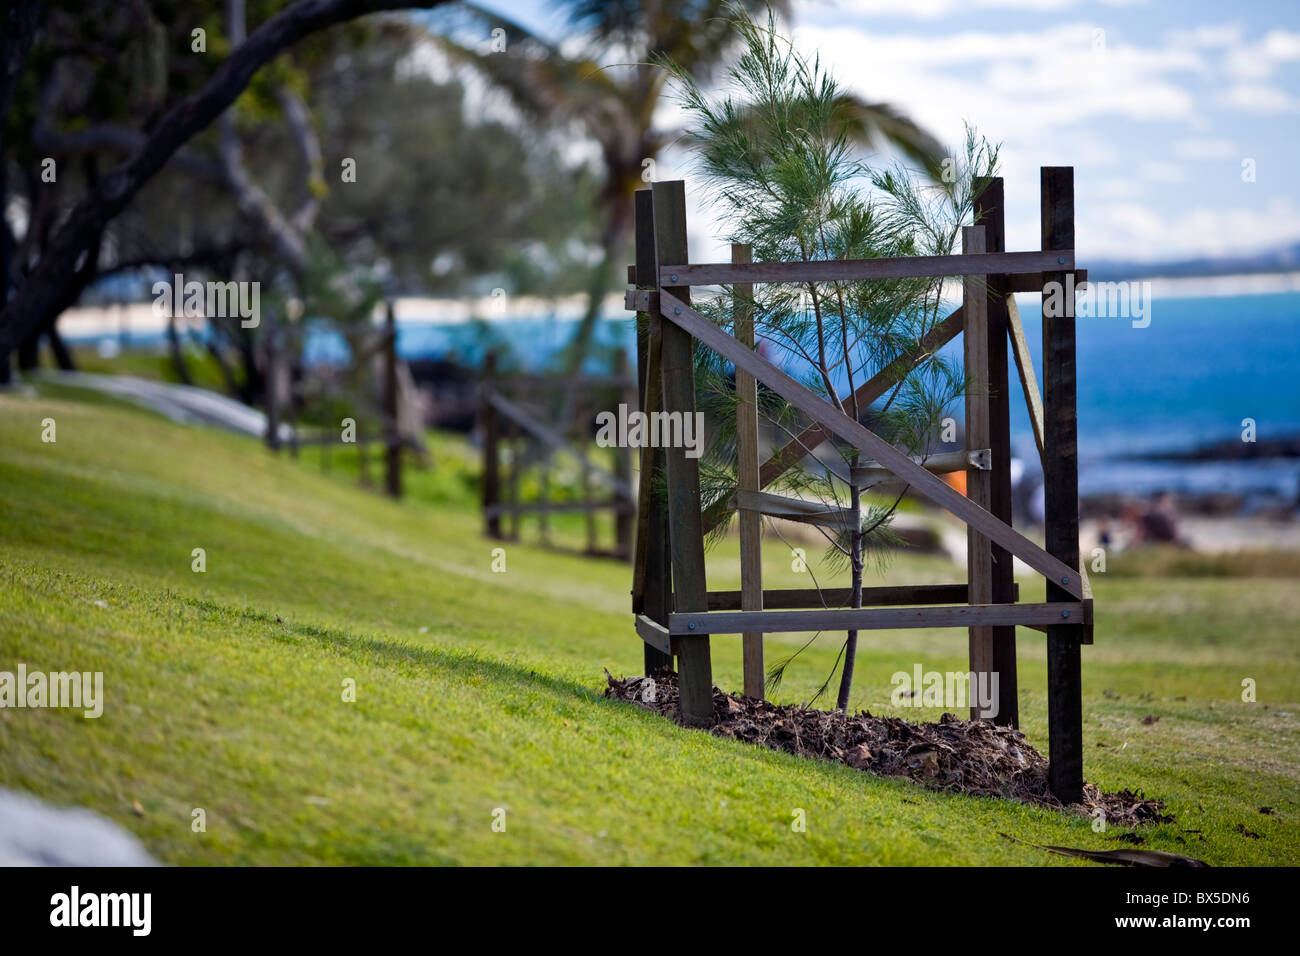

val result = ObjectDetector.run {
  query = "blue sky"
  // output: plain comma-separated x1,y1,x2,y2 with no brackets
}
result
472,0,1300,266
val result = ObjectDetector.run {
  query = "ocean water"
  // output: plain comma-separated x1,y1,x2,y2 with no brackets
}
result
384,291,1300,500
1001,292,1300,500
89,291,1300,501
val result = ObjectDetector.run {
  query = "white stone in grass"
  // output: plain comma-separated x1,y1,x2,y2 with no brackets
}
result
0,788,157,866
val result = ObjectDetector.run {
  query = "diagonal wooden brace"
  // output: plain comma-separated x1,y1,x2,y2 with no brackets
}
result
657,289,1085,600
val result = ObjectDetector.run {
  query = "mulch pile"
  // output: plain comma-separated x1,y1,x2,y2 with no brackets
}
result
606,670,1171,827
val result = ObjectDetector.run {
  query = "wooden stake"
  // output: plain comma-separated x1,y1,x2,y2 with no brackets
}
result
1042,166,1084,803
733,243,764,699
613,349,635,560
963,226,995,720
383,300,402,499
482,350,501,538
632,189,673,675
975,177,1019,727
653,181,712,726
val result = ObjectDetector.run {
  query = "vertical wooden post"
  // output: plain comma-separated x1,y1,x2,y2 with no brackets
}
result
482,350,502,539
507,421,521,541
733,243,764,700
975,177,1019,727
383,300,402,499
539,453,551,544
265,307,282,452
633,189,673,675
1042,166,1084,803
613,349,635,560
582,429,597,555
358,421,371,488
962,226,995,718
653,180,712,726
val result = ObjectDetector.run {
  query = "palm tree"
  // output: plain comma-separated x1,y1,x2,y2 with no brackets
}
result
433,1,945,388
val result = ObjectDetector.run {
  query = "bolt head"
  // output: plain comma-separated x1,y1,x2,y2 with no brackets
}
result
674,307,682,315
1057,256,1066,265
1060,576,1069,584
670,273,678,282
1062,610,1071,619
688,621,696,630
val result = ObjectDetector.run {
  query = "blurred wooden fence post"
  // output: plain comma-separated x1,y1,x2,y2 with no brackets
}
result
383,300,402,499
1042,166,1084,803
265,307,282,452
482,350,502,539
653,180,712,727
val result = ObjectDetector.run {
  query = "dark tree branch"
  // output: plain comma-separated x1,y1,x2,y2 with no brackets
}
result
0,0,452,351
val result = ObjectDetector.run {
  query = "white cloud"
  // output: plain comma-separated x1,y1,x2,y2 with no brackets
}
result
1139,160,1188,183
821,0,1143,21
651,7,1300,262
1216,83,1297,113
1166,24,1243,50
1172,137,1238,160
788,22,1206,151
1092,195,1300,259
1223,28,1300,80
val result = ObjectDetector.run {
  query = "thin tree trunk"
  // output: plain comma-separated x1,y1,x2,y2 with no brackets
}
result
0,0,42,385
168,313,193,385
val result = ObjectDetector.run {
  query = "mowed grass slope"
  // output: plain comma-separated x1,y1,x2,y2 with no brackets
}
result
0,389,1296,865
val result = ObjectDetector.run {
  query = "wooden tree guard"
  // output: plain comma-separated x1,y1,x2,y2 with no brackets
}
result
626,172,1091,802
480,353,637,561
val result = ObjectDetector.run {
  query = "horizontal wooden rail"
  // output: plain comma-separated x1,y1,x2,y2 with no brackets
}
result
706,582,1017,610
1009,269,1087,293
659,250,1074,286
850,447,989,486
731,489,857,530
636,614,672,655
669,602,1089,636
625,289,659,312
658,289,1085,599
486,391,634,499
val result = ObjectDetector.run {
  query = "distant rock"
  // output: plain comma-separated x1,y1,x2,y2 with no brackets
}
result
1130,435,1300,462
0,788,158,866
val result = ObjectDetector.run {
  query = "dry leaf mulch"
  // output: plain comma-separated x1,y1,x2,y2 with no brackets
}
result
605,670,1171,828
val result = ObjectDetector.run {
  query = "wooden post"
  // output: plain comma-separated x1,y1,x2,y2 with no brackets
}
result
733,243,764,700
383,300,402,499
507,420,521,541
265,307,282,452
653,180,712,725
539,453,551,544
482,351,502,539
633,188,673,675
582,426,597,554
357,421,371,488
975,177,1019,727
962,225,995,719
1042,166,1084,803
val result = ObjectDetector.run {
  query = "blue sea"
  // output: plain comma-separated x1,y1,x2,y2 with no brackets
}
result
369,291,1300,501
1001,292,1300,501
88,290,1300,501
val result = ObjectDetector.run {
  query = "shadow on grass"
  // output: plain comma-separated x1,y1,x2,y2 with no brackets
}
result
181,595,611,709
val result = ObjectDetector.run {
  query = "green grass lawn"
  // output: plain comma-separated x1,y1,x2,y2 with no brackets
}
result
1,388,1296,865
